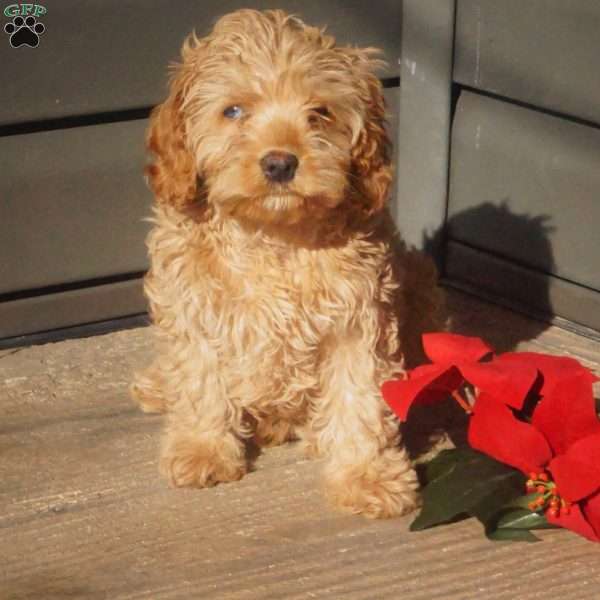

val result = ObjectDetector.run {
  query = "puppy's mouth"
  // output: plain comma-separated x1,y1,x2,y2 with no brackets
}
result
223,189,341,226
261,192,304,211
262,190,343,214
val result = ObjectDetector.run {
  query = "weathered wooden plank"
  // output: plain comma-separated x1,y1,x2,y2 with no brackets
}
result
1,291,599,599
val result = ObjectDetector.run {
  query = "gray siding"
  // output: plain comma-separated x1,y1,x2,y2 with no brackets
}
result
0,280,144,339
448,92,600,290
394,0,455,256
0,120,150,294
454,0,600,125
440,1,600,331
446,242,600,334
0,0,402,126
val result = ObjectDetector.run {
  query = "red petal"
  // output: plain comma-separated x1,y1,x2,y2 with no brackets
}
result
467,395,552,474
582,491,600,540
381,365,462,421
497,352,597,393
422,333,493,365
549,432,600,502
546,501,600,542
532,372,600,455
459,360,538,410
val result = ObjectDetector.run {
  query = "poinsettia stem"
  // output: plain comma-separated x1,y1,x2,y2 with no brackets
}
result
451,389,473,414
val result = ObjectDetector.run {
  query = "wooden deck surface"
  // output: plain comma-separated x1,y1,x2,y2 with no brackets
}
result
1,289,600,599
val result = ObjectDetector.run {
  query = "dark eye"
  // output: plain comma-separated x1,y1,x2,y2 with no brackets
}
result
223,105,243,119
308,106,331,125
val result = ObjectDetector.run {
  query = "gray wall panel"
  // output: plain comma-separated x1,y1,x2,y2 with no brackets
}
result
394,0,455,256
448,91,600,291
0,119,151,294
0,0,402,125
446,241,600,334
0,279,145,339
454,0,600,124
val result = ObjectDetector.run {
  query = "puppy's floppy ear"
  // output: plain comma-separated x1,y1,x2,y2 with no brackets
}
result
145,69,200,210
349,50,393,216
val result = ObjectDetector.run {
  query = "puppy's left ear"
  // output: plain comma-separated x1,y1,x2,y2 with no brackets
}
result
349,50,393,216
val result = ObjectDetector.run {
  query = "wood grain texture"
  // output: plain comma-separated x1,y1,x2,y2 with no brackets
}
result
1,289,600,599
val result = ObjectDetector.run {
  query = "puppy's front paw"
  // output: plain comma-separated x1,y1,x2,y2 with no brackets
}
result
160,432,246,488
325,449,420,519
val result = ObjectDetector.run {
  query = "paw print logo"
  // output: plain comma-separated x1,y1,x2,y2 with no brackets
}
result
4,15,45,48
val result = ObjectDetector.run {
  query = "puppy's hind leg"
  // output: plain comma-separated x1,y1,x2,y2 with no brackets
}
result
130,359,168,414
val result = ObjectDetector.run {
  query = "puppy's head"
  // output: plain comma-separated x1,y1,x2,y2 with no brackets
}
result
147,9,391,226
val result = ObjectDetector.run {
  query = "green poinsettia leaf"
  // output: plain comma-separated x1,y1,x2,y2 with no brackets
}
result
410,447,524,532
496,508,555,531
486,527,541,543
469,480,525,525
418,448,464,484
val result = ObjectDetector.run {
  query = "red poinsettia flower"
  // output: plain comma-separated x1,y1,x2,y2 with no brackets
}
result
381,333,600,542
381,333,538,419
468,360,600,541
467,352,597,470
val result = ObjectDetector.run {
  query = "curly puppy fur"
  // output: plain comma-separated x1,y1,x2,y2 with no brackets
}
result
131,9,445,518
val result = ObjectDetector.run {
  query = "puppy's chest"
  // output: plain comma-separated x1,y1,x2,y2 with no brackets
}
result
196,242,377,343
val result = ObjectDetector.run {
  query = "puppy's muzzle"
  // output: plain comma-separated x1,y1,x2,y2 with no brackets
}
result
260,151,299,183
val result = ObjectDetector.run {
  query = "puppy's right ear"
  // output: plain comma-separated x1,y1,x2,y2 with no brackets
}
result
145,70,199,210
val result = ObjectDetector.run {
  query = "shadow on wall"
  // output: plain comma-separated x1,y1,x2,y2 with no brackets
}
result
424,201,556,353
403,202,557,457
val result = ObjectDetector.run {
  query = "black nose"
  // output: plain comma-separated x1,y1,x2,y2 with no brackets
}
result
260,151,299,183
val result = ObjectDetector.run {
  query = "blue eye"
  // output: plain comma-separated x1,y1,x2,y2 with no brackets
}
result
223,105,243,119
